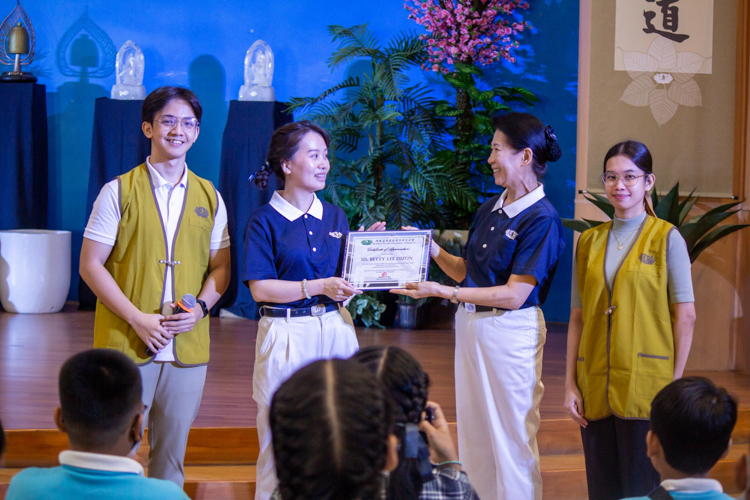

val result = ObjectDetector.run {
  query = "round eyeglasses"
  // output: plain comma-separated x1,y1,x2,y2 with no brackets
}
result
601,172,648,187
156,115,199,132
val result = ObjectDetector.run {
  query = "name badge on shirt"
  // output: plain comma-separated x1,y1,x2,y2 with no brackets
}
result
329,231,343,238
505,229,518,240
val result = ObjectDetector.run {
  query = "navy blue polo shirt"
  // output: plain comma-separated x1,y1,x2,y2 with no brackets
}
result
463,185,565,309
242,192,349,308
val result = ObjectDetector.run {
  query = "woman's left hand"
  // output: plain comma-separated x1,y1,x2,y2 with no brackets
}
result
358,221,386,232
390,281,444,299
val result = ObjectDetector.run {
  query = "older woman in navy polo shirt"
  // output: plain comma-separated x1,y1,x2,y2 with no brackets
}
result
243,121,384,500
393,112,565,500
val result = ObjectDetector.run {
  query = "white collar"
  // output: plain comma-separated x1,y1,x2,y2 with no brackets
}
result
492,184,545,218
145,157,188,189
661,478,724,493
59,450,144,476
269,191,323,221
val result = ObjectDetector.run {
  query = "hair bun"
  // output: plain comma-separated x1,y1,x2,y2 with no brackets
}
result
251,160,272,189
544,125,562,163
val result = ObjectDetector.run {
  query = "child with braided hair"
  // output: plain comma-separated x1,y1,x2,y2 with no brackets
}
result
352,346,479,500
268,358,399,500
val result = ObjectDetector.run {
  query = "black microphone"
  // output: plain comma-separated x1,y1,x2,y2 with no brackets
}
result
146,294,197,357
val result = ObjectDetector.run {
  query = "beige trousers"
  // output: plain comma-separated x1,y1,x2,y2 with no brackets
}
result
139,361,207,488
253,309,359,500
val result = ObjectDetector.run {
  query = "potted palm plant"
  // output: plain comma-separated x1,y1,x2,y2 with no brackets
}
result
289,24,480,327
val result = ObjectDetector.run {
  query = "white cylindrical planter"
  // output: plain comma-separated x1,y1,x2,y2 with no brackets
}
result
0,230,72,314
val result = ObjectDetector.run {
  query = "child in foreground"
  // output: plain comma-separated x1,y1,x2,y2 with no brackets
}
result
622,376,737,500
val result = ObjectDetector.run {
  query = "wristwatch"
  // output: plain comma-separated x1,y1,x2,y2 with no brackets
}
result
450,285,460,304
196,299,209,318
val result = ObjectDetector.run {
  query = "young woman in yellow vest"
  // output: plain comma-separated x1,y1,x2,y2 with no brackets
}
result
393,112,566,500
80,87,232,487
563,140,696,500
242,121,385,500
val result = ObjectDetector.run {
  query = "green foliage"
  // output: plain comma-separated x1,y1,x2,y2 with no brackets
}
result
434,62,539,224
288,24,478,229
562,184,750,263
346,292,387,328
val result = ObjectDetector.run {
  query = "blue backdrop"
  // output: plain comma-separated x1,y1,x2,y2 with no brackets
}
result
1,0,578,322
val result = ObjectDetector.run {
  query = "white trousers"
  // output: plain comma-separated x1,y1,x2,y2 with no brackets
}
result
455,304,546,500
253,308,359,500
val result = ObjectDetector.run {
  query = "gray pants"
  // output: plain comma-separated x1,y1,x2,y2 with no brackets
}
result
139,361,207,487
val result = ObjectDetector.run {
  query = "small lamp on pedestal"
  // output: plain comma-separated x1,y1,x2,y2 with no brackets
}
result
0,22,36,82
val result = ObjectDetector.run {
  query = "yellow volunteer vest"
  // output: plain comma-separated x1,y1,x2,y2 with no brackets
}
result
93,164,217,366
576,215,674,420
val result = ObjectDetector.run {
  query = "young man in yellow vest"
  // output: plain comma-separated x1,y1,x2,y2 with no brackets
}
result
80,86,231,487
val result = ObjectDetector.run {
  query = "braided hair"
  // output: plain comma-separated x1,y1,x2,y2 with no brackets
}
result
253,120,331,189
270,359,392,500
352,346,431,500
491,112,562,179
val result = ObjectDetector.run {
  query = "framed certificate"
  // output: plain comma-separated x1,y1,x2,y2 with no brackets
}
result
342,230,432,290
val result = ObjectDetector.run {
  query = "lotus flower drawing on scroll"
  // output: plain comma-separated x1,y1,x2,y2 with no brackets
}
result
620,37,706,126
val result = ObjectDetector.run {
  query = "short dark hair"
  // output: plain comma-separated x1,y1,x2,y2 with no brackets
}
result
491,112,562,179
142,86,202,124
270,359,392,500
254,120,330,189
603,140,652,175
352,346,431,500
59,349,143,448
650,376,737,475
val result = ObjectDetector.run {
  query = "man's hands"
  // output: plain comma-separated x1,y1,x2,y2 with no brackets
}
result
163,303,204,335
132,303,206,355
130,311,173,354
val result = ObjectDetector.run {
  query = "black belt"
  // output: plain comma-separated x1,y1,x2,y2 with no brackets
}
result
461,303,508,313
260,303,340,318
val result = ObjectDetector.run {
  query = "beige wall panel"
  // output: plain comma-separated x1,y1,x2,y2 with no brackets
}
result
586,0,737,198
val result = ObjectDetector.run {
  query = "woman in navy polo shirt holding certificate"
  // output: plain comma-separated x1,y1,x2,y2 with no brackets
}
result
243,121,384,500
393,112,565,500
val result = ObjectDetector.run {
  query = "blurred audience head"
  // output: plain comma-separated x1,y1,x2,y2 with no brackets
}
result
55,349,145,456
352,346,431,499
649,376,737,477
270,358,397,500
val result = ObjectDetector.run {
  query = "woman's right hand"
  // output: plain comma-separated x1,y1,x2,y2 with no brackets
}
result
318,277,362,302
564,385,588,428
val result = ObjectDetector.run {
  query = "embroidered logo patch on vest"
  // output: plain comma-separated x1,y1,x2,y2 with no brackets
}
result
194,207,209,218
639,253,656,265
505,229,518,240
329,231,343,238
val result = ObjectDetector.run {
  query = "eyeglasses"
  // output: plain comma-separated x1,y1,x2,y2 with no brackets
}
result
156,115,199,132
601,172,648,187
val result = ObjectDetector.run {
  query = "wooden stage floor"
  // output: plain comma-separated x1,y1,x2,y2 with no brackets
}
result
2,304,750,430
